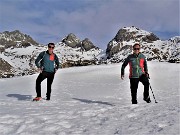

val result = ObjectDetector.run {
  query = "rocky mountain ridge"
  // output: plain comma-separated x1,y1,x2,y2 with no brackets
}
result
0,31,102,78
0,30,38,51
54,34,102,68
62,33,99,51
0,27,179,78
106,26,179,63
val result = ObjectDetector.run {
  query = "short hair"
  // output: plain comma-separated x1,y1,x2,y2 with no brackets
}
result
133,43,140,48
48,43,55,46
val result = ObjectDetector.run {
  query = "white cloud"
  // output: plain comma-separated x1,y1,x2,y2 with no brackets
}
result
0,0,179,49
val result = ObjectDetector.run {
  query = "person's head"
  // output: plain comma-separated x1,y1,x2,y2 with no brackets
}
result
48,43,55,54
133,43,140,54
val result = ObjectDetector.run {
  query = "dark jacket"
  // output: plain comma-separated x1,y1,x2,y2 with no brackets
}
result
35,51,60,73
121,53,148,78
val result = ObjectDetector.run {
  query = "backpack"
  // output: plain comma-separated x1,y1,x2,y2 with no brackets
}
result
40,51,46,66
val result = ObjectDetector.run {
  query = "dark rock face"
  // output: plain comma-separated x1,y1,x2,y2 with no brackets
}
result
62,33,81,48
114,29,135,42
0,58,12,72
142,33,159,43
113,27,159,43
60,34,101,68
62,34,99,51
105,26,179,63
106,26,160,58
0,30,40,78
0,30,39,48
0,58,14,78
81,38,98,51
0,46,5,53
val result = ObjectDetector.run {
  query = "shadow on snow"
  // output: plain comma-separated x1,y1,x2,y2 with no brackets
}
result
7,94,32,101
72,98,115,106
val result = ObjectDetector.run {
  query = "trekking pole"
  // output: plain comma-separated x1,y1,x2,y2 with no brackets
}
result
149,82,158,103
147,75,158,103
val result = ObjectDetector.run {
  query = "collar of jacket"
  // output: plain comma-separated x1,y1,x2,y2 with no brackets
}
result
46,50,54,55
133,52,141,57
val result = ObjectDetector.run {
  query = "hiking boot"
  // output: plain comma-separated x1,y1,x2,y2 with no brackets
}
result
46,96,50,100
33,97,42,101
132,100,138,104
46,98,50,101
144,97,151,103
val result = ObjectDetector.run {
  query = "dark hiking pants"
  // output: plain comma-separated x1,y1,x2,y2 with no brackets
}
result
36,71,55,99
130,74,150,102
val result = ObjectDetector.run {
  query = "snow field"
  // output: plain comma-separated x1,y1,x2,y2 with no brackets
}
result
0,62,179,135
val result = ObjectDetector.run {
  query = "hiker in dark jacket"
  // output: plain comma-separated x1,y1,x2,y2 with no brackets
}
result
121,43,151,104
33,43,60,101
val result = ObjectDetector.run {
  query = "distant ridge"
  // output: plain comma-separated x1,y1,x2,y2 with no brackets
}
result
0,27,179,78
105,26,179,63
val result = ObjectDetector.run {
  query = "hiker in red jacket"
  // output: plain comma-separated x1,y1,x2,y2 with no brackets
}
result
121,43,151,104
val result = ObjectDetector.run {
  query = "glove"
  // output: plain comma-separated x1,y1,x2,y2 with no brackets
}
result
145,72,150,79
38,68,43,73
55,69,58,73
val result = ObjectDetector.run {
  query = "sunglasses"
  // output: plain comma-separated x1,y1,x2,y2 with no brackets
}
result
48,46,54,49
133,48,140,50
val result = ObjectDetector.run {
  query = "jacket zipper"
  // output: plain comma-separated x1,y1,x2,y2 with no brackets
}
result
136,57,139,78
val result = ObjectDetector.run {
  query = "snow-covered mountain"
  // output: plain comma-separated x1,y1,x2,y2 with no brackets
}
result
168,36,180,63
0,27,179,78
106,26,180,63
0,31,102,78
0,30,39,49
0,30,43,78
0,44,46,77
57,33,102,68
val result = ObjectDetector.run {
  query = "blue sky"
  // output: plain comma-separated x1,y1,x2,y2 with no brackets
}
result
0,0,179,49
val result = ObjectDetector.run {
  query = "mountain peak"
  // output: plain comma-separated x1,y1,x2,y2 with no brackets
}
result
10,30,21,34
106,26,179,63
81,38,98,51
114,26,159,43
62,33,81,48
61,33,99,51
169,36,180,43
0,30,39,48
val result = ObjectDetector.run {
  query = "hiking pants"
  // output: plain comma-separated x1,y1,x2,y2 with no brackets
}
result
36,71,55,99
130,74,149,102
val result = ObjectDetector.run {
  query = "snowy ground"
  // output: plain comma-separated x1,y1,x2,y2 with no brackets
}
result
0,62,179,135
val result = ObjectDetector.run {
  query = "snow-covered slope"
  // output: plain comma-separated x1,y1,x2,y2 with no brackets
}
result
0,44,46,77
168,36,180,62
106,26,180,63
0,30,43,77
0,31,102,78
0,62,179,134
0,41,102,77
55,34,102,68
0,28,179,78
